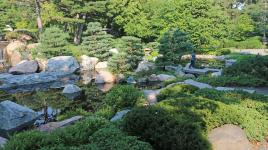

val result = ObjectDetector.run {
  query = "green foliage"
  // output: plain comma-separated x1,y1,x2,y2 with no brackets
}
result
197,75,267,87
156,28,195,67
81,22,113,61
33,26,70,58
4,116,152,150
157,84,199,101
205,48,231,56
94,104,116,120
230,14,254,41
108,36,144,74
122,106,211,150
224,56,268,81
57,108,92,121
105,85,144,111
223,36,263,49
90,126,153,150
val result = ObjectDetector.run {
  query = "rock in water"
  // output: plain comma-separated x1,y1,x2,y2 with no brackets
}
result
62,84,82,100
45,56,80,73
110,110,131,122
0,100,39,137
80,55,99,70
9,60,39,75
208,124,253,150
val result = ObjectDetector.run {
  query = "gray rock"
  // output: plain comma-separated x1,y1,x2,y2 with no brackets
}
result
184,68,209,75
156,74,176,82
0,72,79,93
9,60,39,75
184,79,213,89
46,56,79,73
109,48,119,54
37,116,83,132
183,74,195,78
215,87,256,94
143,90,161,104
165,65,183,72
110,110,131,122
225,59,237,67
208,124,253,150
135,60,155,73
211,71,222,77
175,70,185,77
80,55,99,70
0,100,39,137
62,84,82,100
127,76,137,84
148,74,159,82
0,137,7,148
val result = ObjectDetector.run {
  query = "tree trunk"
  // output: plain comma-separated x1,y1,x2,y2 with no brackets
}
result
35,0,43,34
74,14,86,45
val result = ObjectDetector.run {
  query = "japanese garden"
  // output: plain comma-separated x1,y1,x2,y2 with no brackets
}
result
0,0,267,150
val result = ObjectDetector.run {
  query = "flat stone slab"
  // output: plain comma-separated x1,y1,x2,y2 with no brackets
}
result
37,116,83,132
184,79,213,89
110,109,131,122
208,124,253,150
215,87,256,94
0,100,39,137
184,68,209,75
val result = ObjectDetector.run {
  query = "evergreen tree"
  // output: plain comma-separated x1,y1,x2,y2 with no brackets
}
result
81,22,113,61
156,28,195,67
108,36,144,74
33,26,70,58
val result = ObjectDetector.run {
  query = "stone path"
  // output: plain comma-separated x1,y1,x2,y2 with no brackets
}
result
208,124,253,150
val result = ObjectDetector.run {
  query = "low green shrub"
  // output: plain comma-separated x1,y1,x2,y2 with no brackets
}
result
197,75,267,87
105,85,144,111
223,37,263,49
163,76,194,86
94,104,116,119
224,56,268,82
122,106,211,150
57,108,92,121
157,84,199,101
90,126,153,150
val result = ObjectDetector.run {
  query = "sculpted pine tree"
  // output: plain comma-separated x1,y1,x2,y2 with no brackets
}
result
81,22,113,61
34,26,70,58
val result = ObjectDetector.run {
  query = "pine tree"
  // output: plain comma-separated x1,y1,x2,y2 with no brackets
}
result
108,36,144,74
33,26,70,58
81,22,113,61
156,28,195,67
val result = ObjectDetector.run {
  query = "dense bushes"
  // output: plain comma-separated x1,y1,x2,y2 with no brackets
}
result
105,85,145,111
223,36,263,49
224,56,268,81
3,116,152,150
123,106,211,150
197,75,267,87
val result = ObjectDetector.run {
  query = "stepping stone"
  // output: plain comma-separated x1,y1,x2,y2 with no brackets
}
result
37,116,83,132
208,124,253,150
184,79,213,89
184,68,209,75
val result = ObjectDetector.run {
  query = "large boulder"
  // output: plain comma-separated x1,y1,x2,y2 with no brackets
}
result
6,40,26,57
208,124,253,150
95,61,108,69
0,72,79,93
156,74,176,82
62,84,82,100
135,60,155,73
8,60,38,75
148,74,159,82
46,56,80,74
0,100,39,137
95,70,116,84
80,55,99,70
184,79,213,89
